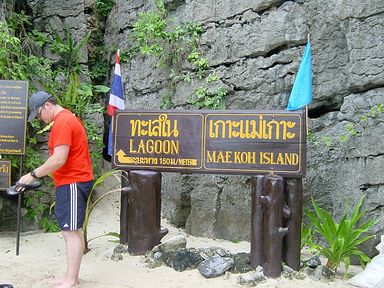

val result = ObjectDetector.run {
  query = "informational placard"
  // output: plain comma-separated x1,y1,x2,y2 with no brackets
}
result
0,160,11,190
112,110,307,177
0,80,29,155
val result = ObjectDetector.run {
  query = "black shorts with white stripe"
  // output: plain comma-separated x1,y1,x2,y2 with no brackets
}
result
54,180,93,231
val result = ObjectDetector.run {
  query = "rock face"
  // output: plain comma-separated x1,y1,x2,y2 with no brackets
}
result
103,0,384,256
1,0,384,257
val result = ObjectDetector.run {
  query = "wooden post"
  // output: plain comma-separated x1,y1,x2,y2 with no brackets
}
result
120,171,130,244
127,170,168,255
250,175,264,268
283,178,303,270
260,173,288,278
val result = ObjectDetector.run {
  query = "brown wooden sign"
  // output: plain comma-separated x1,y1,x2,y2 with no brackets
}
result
0,160,11,190
112,110,306,177
0,80,29,155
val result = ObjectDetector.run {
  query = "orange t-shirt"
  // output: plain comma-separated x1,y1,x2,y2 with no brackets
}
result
48,109,93,187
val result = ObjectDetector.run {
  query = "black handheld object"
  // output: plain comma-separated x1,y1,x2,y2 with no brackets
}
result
6,180,41,196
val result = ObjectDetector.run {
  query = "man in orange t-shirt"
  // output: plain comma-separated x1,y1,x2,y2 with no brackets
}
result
18,91,93,288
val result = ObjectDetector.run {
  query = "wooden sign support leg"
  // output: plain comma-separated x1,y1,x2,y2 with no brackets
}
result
120,171,130,244
15,155,24,256
126,170,168,255
283,178,303,270
261,173,288,278
250,175,264,268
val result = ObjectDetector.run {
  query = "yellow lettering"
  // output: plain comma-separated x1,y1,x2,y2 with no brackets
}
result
207,150,216,162
260,152,271,164
234,151,257,164
130,114,179,137
129,139,179,155
159,158,198,166
259,152,299,165
206,150,232,163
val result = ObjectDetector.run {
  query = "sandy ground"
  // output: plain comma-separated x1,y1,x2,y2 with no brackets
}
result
0,191,359,288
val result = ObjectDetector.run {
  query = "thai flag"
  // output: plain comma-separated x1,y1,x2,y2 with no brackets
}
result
107,50,125,156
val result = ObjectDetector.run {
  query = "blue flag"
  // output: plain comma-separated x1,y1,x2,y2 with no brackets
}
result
286,41,312,110
107,50,125,156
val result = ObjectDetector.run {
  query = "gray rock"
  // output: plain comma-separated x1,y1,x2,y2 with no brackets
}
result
230,253,253,274
111,243,128,261
304,265,335,282
282,264,294,273
307,255,321,268
199,246,232,259
198,255,234,278
304,266,322,281
237,266,267,286
153,235,187,253
321,266,336,280
110,253,123,261
113,244,128,255
161,248,204,271
293,271,306,280
153,251,163,260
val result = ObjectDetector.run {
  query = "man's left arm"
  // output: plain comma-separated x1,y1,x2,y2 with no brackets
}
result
17,144,70,186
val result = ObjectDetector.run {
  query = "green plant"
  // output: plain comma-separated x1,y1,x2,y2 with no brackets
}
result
83,116,105,179
83,170,125,252
49,27,91,107
367,103,383,118
0,12,52,82
5,146,55,233
305,196,378,272
188,73,229,109
320,135,334,147
309,103,384,146
129,0,225,109
40,215,60,232
301,224,314,250
306,128,318,143
95,0,115,17
1,12,109,233
1,10,114,234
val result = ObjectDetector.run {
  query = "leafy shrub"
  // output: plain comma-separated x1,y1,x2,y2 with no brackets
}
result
1,12,108,231
301,223,314,250
305,196,378,272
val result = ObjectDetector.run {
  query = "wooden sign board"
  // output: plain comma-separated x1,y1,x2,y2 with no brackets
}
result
112,110,306,177
0,80,29,155
0,160,11,190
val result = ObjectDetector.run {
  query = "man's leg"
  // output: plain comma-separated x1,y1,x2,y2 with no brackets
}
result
57,229,84,287
54,181,91,287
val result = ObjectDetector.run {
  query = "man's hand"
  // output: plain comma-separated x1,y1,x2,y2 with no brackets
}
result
15,173,35,192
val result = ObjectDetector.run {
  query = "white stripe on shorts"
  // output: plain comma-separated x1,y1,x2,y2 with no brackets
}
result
70,183,78,230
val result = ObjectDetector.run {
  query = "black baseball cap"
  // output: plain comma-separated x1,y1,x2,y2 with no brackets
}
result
28,91,52,121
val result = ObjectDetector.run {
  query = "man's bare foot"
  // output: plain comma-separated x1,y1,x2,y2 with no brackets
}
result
48,277,65,285
55,280,78,288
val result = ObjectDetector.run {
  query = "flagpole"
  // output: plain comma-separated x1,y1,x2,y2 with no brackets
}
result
111,116,114,134
110,48,120,136
305,105,308,127
107,49,125,157
305,33,310,135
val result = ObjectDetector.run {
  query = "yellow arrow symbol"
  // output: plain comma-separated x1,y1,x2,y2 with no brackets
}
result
115,149,131,164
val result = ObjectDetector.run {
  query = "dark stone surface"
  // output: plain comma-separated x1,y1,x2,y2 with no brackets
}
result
160,248,204,271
